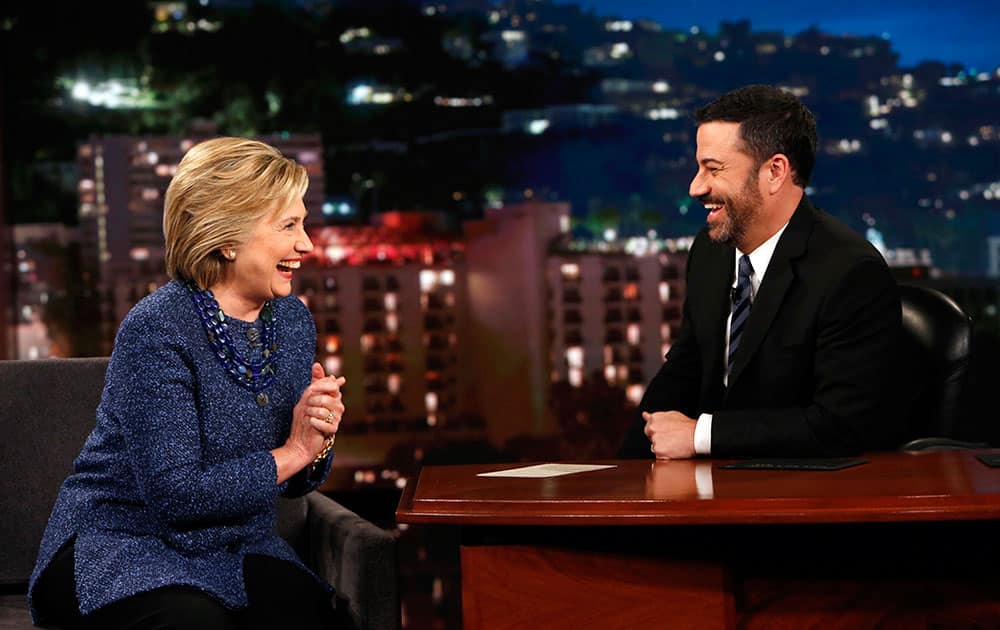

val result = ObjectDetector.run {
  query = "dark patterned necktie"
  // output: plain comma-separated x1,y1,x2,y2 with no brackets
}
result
728,254,754,376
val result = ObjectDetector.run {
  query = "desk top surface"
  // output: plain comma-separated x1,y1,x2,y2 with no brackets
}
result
396,450,1000,526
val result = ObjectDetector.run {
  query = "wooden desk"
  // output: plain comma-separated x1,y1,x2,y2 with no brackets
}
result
397,451,1000,629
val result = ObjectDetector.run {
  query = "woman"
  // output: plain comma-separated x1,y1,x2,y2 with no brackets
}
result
29,137,345,628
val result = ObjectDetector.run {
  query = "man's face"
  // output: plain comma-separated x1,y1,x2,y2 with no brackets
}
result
688,122,764,249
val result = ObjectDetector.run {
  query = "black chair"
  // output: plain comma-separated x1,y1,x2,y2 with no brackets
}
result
0,358,399,630
895,284,983,450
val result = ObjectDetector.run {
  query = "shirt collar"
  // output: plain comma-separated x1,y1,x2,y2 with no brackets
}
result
733,221,790,295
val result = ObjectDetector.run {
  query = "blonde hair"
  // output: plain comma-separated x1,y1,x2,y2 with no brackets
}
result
163,137,309,288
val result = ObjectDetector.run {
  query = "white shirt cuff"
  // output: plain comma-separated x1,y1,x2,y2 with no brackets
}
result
694,413,713,455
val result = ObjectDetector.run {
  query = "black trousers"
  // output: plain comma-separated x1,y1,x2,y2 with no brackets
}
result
33,539,339,629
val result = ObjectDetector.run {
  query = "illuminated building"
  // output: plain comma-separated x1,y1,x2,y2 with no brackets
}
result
502,105,621,134
345,83,411,106
547,244,687,408
421,0,493,13
302,211,476,480
463,202,688,445
482,29,529,67
12,224,79,359
77,133,325,352
461,202,568,444
150,1,222,33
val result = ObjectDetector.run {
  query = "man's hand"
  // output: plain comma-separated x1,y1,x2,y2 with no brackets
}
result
643,410,697,459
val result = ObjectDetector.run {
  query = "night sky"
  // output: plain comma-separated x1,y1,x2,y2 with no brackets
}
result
578,0,1000,71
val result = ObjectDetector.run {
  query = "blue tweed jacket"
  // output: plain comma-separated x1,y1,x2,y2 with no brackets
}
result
28,280,333,622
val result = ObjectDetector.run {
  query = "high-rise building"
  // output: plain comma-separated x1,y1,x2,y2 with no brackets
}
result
546,244,687,407
464,202,687,445
462,202,569,444
302,211,476,475
77,133,325,352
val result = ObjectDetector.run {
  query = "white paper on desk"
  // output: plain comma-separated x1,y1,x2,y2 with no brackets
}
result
477,463,616,478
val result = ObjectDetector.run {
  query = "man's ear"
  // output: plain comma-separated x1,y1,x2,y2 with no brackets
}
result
764,153,791,194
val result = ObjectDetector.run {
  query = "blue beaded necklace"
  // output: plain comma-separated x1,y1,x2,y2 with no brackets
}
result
186,282,279,393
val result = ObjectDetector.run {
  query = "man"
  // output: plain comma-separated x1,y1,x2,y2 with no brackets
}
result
619,85,903,459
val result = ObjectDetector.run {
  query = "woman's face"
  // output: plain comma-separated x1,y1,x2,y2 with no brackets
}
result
223,198,313,309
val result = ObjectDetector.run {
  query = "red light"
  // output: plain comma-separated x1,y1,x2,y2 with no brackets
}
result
382,212,402,228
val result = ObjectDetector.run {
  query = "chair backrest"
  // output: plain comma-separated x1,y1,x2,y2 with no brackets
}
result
897,284,973,440
0,357,109,585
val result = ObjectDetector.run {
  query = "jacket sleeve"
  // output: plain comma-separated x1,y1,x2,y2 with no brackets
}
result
711,257,904,456
104,312,280,527
281,452,334,498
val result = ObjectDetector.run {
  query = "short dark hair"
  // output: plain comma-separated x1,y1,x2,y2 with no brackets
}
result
694,85,817,187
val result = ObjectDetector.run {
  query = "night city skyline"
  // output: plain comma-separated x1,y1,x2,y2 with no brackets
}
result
580,0,1000,70
1,0,997,355
2,0,998,357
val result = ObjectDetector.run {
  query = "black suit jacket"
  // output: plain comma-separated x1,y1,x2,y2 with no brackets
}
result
620,197,904,458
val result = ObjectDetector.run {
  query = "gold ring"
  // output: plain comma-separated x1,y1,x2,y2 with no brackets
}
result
325,409,336,424
650,444,655,454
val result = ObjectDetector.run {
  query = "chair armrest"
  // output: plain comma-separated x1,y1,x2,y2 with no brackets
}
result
304,492,399,630
899,437,990,451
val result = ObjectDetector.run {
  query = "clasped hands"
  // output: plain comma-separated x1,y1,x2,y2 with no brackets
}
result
289,362,345,464
643,410,697,459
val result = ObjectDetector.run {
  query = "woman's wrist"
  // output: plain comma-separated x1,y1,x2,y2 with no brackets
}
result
271,443,314,484
311,435,335,464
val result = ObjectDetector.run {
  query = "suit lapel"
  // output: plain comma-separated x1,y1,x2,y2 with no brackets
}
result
704,245,735,399
727,198,815,389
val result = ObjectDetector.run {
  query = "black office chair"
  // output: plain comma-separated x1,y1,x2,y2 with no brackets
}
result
895,284,983,450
